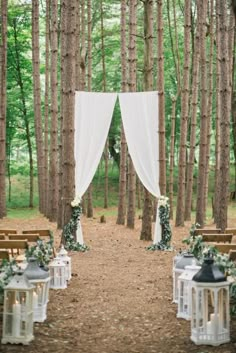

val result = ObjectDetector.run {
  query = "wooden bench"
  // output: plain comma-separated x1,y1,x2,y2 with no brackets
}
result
226,228,236,236
22,229,52,239
202,233,233,243
229,250,236,261
0,229,17,236
8,234,40,243
194,228,221,236
0,240,28,257
214,243,236,254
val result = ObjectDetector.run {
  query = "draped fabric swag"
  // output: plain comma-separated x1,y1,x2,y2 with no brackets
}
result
74,91,118,243
118,92,161,244
74,91,161,244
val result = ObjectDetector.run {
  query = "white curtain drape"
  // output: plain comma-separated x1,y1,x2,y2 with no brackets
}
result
119,91,161,244
74,91,117,243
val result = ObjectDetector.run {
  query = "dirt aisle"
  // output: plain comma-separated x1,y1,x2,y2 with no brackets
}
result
0,214,236,353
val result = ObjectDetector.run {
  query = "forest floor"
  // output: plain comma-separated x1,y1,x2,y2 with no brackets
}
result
0,209,236,353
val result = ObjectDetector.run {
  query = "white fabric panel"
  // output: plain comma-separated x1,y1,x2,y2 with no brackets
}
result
74,91,117,243
119,91,161,244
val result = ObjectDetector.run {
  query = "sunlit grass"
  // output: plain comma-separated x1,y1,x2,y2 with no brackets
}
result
6,208,40,219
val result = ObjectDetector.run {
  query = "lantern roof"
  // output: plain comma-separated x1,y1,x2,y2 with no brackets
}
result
58,245,68,257
24,257,49,280
5,271,35,290
49,257,66,267
175,253,195,269
192,257,226,283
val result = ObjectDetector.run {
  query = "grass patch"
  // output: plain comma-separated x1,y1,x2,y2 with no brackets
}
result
6,208,40,219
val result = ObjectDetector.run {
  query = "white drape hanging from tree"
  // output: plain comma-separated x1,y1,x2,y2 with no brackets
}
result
74,91,117,244
118,91,161,244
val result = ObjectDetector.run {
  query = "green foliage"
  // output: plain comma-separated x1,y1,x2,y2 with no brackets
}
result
147,198,172,251
26,237,54,267
0,259,20,297
62,205,89,252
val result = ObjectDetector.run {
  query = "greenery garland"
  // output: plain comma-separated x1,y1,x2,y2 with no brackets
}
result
147,196,172,251
62,197,89,252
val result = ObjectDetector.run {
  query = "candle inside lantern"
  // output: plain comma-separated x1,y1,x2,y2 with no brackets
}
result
12,301,21,337
33,291,38,308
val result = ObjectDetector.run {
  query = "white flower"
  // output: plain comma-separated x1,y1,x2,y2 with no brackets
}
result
71,195,81,207
158,195,169,208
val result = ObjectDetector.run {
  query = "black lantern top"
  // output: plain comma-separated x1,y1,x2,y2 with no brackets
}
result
175,253,195,269
192,257,226,283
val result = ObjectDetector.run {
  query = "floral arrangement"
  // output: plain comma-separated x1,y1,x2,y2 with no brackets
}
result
62,196,89,252
147,196,172,251
0,259,20,300
26,238,54,267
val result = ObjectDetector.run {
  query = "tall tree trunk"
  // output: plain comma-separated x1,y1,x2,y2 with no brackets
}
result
140,0,154,241
167,0,181,219
100,0,109,209
229,3,236,195
184,2,201,221
60,0,76,228
32,0,45,214
127,0,137,229
87,0,93,218
0,0,7,218
57,0,65,229
203,0,214,218
48,0,59,222
232,35,236,193
80,0,87,215
75,0,81,90
214,5,221,223
216,0,231,231
12,19,34,209
44,0,50,216
195,0,208,227
157,0,166,196
169,96,176,220
175,0,191,226
116,0,127,225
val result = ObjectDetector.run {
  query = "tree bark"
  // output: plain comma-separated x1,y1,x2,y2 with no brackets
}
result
140,0,153,241
116,0,127,225
127,0,137,229
32,0,46,214
60,0,76,228
157,0,166,196
216,0,231,231
49,0,59,222
175,0,191,226
86,0,93,218
184,1,201,221
44,0,50,216
0,0,8,218
203,0,214,219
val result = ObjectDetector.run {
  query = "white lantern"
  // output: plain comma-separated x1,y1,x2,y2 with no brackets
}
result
173,253,195,303
24,258,50,322
177,263,201,320
49,257,67,289
2,272,35,345
191,257,230,346
58,245,71,281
